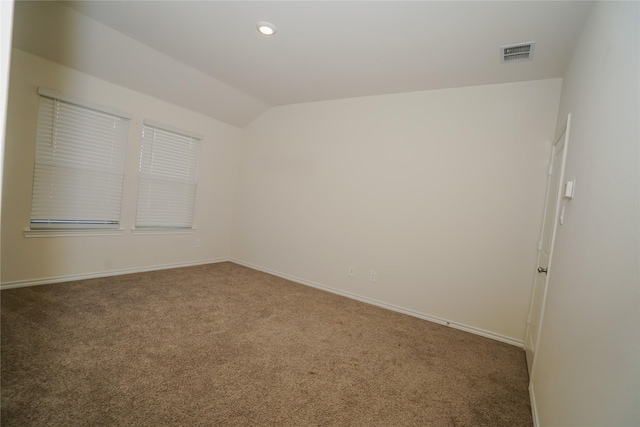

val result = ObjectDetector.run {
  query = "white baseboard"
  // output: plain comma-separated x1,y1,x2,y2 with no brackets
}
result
0,258,229,290
2,257,524,348
529,381,540,427
229,258,524,348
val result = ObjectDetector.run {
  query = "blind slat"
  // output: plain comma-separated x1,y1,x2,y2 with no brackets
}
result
30,94,130,229
136,124,200,228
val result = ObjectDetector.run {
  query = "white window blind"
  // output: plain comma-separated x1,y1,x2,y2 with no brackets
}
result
135,121,201,229
30,89,130,229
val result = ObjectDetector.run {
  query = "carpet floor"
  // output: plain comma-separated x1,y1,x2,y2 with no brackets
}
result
1,262,532,426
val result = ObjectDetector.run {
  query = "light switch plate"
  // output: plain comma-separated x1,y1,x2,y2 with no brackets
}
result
565,179,575,199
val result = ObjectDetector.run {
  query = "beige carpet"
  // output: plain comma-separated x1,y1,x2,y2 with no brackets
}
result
1,262,532,426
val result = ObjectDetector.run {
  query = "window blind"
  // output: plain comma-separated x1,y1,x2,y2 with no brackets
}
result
30,91,130,229
135,122,200,228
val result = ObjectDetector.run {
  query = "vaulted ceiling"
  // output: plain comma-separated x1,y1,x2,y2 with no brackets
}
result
12,1,593,127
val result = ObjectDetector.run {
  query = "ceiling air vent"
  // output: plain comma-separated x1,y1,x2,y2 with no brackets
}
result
501,42,535,63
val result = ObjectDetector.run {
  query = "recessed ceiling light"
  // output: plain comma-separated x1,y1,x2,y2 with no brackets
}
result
257,22,277,36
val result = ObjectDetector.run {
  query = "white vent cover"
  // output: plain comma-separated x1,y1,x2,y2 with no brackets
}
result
501,42,535,63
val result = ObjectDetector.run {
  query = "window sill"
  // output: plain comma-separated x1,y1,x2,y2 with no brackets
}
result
131,228,195,235
24,228,125,238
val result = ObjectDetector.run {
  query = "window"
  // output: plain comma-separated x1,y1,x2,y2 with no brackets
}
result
30,88,130,230
135,120,201,229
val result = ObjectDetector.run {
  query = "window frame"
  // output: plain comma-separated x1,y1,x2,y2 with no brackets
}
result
134,119,202,231
27,88,131,235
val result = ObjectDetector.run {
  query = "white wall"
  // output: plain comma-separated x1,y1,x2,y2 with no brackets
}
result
232,79,562,343
1,49,242,284
0,0,13,189
530,2,640,426
10,1,268,127
0,0,14,288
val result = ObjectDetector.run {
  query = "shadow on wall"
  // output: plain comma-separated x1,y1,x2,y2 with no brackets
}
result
4,2,117,282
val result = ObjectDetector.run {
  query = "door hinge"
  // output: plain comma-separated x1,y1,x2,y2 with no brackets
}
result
538,240,542,250
548,164,553,175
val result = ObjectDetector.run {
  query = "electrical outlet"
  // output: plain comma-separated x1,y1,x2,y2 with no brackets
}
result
369,270,377,282
195,238,201,248
348,266,355,277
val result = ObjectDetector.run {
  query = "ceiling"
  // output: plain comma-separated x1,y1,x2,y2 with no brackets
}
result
13,1,593,127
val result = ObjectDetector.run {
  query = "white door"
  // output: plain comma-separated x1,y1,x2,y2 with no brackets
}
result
524,114,571,375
